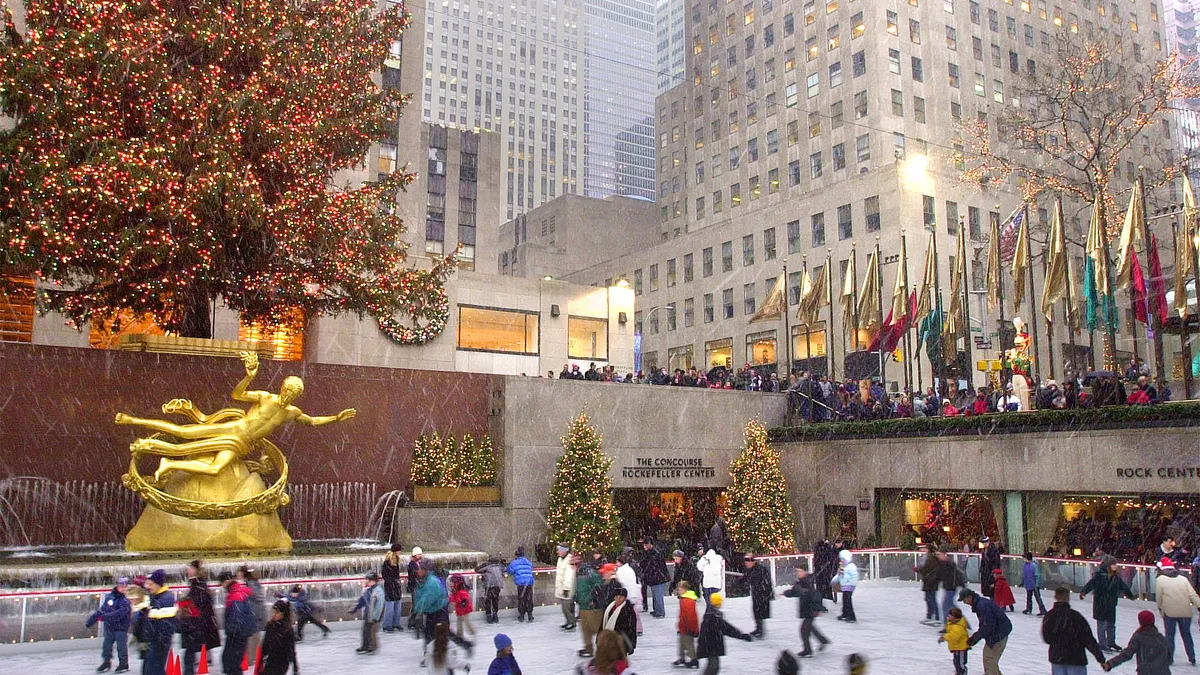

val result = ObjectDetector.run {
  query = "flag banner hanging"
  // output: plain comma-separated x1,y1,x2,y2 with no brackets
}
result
916,233,935,322
1114,182,1144,291
748,274,787,323
1042,200,1068,323
1011,206,1030,310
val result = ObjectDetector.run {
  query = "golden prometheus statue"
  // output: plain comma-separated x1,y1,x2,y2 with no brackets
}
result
117,352,355,551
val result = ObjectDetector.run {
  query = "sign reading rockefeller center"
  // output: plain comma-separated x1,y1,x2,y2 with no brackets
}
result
621,457,718,480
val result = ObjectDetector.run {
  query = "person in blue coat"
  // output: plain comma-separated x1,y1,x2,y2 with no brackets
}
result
87,577,132,673
488,633,522,675
960,588,1013,675
506,546,536,622
1021,551,1048,616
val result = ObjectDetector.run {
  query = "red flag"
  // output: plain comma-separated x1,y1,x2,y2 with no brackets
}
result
868,307,895,352
1132,249,1149,324
1149,234,1169,325
881,291,918,353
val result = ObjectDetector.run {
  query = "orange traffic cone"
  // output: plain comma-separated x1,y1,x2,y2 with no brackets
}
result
198,645,209,675
254,644,262,674
241,649,249,671
168,650,180,675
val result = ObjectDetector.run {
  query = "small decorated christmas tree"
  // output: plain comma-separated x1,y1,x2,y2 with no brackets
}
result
726,420,797,554
546,411,621,552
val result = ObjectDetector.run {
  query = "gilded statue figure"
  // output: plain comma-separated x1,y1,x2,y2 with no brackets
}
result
117,352,355,551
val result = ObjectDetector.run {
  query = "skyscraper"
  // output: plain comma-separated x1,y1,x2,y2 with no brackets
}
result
656,0,687,94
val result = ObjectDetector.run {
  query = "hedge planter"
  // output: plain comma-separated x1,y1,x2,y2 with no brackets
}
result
414,486,501,504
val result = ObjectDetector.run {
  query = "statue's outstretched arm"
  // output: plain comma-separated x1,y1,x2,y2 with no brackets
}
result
296,409,357,427
231,352,261,403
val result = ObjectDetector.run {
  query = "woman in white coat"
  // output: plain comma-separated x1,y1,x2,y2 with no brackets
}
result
615,554,643,635
696,549,726,604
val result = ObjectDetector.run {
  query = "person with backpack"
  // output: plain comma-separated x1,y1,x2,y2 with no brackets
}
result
506,546,536,622
783,567,829,658
86,576,132,674
1102,611,1172,674
696,593,754,674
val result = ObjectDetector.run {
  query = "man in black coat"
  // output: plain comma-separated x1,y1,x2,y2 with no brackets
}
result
783,568,829,658
916,546,942,625
1042,586,1106,670
639,539,671,618
697,593,754,674
813,540,839,602
980,537,1002,598
743,554,774,637
671,550,702,595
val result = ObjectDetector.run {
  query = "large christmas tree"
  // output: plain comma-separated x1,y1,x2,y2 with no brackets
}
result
546,411,621,553
0,0,454,339
726,420,797,554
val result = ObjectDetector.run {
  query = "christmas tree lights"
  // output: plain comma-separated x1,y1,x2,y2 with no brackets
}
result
726,420,797,555
0,0,454,340
410,433,496,487
546,411,620,553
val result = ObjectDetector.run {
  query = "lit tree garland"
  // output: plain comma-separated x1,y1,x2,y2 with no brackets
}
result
0,0,455,339
410,433,496,487
546,411,620,553
726,420,796,555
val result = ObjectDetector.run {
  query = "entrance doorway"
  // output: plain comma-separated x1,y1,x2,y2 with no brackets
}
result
612,488,726,552
825,505,858,547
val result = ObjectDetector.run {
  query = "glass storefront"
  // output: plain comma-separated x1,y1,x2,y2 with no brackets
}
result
1050,494,1200,563
567,316,608,360
705,338,733,369
791,325,827,375
899,490,1000,550
668,344,695,371
745,330,777,367
457,305,539,354
612,488,727,551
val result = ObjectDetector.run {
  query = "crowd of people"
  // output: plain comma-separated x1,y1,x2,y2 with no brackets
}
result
1052,510,1200,566
82,534,1200,675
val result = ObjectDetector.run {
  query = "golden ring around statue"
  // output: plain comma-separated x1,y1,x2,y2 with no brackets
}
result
121,436,291,521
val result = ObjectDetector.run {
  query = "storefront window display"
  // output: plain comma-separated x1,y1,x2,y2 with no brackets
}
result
1049,494,1200,563
901,490,1000,551
613,488,727,552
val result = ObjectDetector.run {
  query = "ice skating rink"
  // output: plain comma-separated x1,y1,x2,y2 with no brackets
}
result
1,580,1166,674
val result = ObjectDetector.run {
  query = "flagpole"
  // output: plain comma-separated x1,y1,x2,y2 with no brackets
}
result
852,244,860,353
1138,171,1165,383
933,226,947,396
1024,203,1043,384
1173,220,1194,400
827,250,835,382
996,212,1009,391
901,230,913,398
876,238,887,395
804,255,814,423
961,228,976,392
783,258,791,381
1042,240,1057,380
1192,211,1200,399
1059,196,1075,381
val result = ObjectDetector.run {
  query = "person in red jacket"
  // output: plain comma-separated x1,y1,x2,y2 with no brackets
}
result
970,392,990,416
992,569,1016,613
448,574,476,640
674,581,700,668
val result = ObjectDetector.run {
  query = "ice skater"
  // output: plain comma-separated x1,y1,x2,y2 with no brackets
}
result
1101,611,1171,673
507,547,535,622
86,576,132,673
259,600,299,675
697,549,726,605
288,585,330,641
426,623,470,675
1021,552,1048,616
381,544,404,632
488,633,522,675
601,586,638,655
784,567,829,658
449,574,476,639
937,606,970,675
555,544,578,630
1080,555,1135,653
219,570,258,673
674,581,701,668
696,593,754,675
833,550,859,622
960,588,1012,675
743,554,774,638
179,561,220,675
350,571,385,654
475,554,505,624
991,569,1016,613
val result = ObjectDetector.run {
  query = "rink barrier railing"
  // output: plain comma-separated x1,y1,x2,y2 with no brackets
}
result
0,547,1165,644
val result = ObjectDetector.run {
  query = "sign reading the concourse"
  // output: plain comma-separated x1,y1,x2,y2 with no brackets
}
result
621,457,718,480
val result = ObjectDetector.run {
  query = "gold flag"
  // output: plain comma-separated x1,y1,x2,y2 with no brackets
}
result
1085,196,1110,297
799,261,832,325
748,273,787,323
856,248,881,335
915,234,936,322
841,253,857,337
985,210,1003,311
1177,174,1197,319
1114,182,1144,290
1041,200,1068,324
1012,206,1030,310
945,228,967,338
794,269,814,325
891,238,909,323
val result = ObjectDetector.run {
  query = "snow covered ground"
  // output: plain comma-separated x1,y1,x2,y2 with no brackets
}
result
1,580,1168,674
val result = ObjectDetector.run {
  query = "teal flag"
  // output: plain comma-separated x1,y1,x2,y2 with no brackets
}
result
919,308,942,360
1083,257,1118,331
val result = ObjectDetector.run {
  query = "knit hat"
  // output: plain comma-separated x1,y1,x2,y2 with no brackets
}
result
148,569,166,585
776,650,800,675
672,549,685,558
494,633,513,651
958,588,977,602
390,543,404,552
1138,610,1156,627
1159,557,1176,571
599,563,617,576
116,577,129,586
557,544,570,555
364,571,379,581
709,592,723,607
613,586,629,598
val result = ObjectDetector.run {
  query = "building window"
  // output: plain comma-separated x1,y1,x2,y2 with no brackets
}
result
667,258,677,287
854,90,868,118
810,152,823,178
568,316,609,359
768,168,780,193
832,143,846,170
856,134,871,162
923,194,936,231
948,62,960,87
787,219,801,254
684,298,695,327
703,247,714,277
910,18,921,43
722,241,734,272
968,206,982,242
634,268,643,295
731,183,742,207
704,293,715,323
649,264,659,291
723,288,735,319
706,337,733,369
914,96,926,123
457,305,539,355
889,48,901,74
837,203,853,240
789,271,802,305
852,50,866,77
0,277,35,344
746,330,778,365
891,88,904,116
865,196,881,232
789,159,802,186
239,310,306,361
743,234,755,266
764,228,777,260
894,132,906,159
946,201,960,234
811,212,826,247
743,282,757,315
666,305,677,331
806,73,819,97
684,253,695,282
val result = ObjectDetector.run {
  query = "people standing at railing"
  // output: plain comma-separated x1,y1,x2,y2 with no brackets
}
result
1154,556,1200,667
555,544,578,631
506,546,535,623
476,554,506,624
140,569,177,675
380,544,404,633
1022,551,1049,617
783,567,830,658
1041,586,1106,675
833,550,859,623
697,549,726,605
178,560,220,675
743,555,774,638
1080,555,1137,653
86,575,132,674
960,588,1012,675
